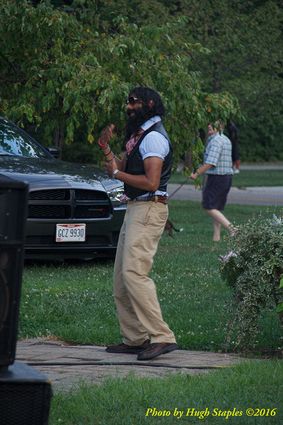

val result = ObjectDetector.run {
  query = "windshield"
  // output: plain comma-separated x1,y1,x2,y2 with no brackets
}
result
0,118,51,159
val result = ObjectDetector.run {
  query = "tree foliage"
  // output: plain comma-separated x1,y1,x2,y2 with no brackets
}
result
0,0,239,165
176,0,283,161
3,0,281,163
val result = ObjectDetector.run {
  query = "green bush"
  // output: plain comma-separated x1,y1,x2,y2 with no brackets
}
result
220,215,283,351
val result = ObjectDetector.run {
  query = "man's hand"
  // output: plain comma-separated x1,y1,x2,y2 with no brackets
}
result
190,172,198,180
97,124,115,149
190,164,213,180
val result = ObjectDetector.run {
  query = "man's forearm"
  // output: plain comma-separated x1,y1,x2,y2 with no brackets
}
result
190,163,214,180
115,153,127,171
195,163,214,175
113,170,159,192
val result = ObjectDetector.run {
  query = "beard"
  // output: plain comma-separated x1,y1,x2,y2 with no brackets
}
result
125,105,153,140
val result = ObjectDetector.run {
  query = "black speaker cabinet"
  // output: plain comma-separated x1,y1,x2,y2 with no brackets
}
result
0,362,52,425
0,176,28,369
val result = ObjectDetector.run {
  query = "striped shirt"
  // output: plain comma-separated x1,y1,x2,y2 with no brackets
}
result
204,133,233,175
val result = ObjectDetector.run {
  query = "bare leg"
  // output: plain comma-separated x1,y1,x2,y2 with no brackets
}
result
212,220,221,241
205,209,235,240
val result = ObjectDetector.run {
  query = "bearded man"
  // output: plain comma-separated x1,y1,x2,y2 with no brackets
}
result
98,86,177,361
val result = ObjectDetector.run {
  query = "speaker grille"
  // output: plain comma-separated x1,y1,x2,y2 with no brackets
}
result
0,247,25,366
0,269,9,332
0,176,28,367
0,362,52,425
0,383,52,425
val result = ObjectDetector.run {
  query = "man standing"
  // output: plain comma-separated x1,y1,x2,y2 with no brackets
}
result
190,121,235,242
98,87,177,361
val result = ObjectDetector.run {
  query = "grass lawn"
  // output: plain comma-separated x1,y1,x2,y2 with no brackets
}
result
169,169,283,187
19,201,282,424
20,201,282,352
49,360,283,425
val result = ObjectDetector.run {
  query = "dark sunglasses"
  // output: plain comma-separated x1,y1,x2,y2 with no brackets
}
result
126,96,143,105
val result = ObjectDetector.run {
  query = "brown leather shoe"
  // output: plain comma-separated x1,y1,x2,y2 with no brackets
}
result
106,339,150,354
137,343,178,360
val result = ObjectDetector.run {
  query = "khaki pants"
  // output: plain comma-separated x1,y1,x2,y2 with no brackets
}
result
113,201,176,346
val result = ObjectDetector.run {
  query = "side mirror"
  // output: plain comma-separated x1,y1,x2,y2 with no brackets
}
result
47,147,60,159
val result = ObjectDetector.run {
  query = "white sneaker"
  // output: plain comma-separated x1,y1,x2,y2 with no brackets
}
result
233,168,240,175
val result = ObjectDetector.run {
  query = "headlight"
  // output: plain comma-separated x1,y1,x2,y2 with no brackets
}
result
107,186,127,207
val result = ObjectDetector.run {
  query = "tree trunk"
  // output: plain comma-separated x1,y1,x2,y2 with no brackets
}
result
53,121,65,159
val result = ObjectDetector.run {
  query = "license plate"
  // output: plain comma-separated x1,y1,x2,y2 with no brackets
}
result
56,224,86,242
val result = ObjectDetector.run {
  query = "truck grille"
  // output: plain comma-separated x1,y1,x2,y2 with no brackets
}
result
29,189,70,201
28,189,111,219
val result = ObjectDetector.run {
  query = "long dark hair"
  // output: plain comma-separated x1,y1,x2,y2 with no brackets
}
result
124,87,165,142
129,87,165,117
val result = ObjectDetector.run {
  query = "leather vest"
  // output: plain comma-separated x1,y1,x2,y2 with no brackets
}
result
124,122,173,199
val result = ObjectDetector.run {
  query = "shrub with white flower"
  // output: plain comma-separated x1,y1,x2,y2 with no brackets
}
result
219,214,283,350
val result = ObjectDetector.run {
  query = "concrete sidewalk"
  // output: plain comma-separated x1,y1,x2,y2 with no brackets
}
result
16,339,243,392
239,163,283,170
169,162,283,205
168,184,283,206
